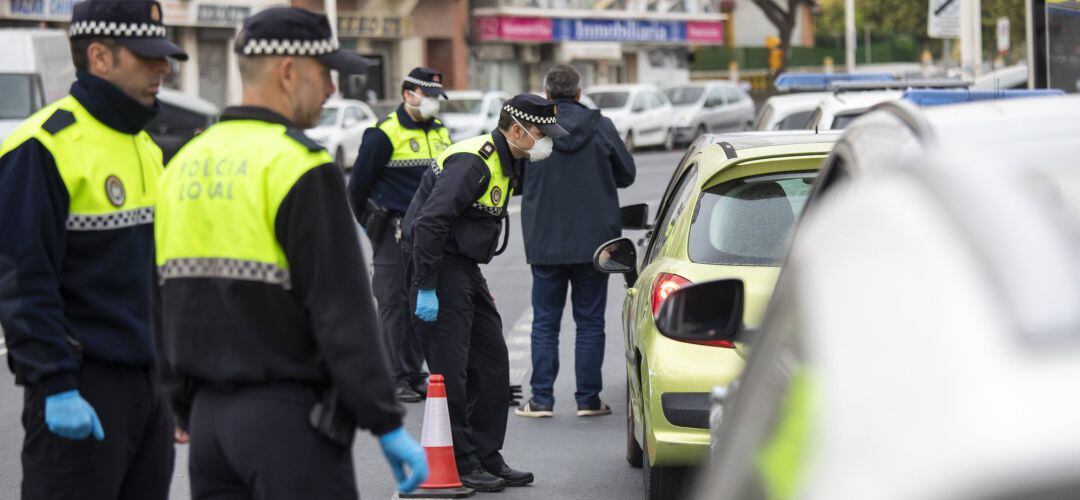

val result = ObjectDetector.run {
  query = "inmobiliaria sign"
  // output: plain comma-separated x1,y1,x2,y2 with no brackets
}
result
474,16,724,44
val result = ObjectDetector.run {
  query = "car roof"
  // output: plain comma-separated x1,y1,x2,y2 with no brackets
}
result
157,88,218,115
663,80,740,89
761,92,831,113
586,84,658,93
815,90,903,116
323,98,372,109
688,131,838,179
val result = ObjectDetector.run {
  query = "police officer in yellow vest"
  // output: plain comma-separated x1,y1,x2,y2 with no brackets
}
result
402,93,567,492
154,7,426,498
0,1,186,497
348,68,452,403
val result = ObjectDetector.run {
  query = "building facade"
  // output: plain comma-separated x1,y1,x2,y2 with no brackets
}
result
468,0,728,92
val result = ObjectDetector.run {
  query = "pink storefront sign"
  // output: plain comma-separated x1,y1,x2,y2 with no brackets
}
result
475,16,553,42
685,21,725,44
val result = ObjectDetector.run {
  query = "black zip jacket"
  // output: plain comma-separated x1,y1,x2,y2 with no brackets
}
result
157,107,403,434
0,72,159,395
402,130,521,289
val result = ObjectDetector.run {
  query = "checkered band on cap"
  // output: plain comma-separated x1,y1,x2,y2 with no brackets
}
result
502,105,557,125
241,37,339,56
404,76,443,88
69,20,167,38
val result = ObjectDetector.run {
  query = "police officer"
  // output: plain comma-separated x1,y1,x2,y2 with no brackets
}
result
0,1,185,498
153,7,427,498
402,94,567,492
349,67,452,403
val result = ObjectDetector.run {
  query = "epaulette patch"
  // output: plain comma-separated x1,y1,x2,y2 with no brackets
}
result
478,141,496,160
41,109,76,135
284,128,324,152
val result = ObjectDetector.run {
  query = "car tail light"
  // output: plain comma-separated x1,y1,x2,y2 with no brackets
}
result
652,273,735,349
652,273,691,315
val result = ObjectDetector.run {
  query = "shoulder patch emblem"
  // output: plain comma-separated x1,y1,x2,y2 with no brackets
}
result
409,138,420,152
478,141,496,160
284,128,324,152
105,175,125,207
41,109,76,135
490,186,503,206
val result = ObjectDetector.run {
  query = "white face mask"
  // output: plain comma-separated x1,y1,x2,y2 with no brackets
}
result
510,117,554,162
407,91,440,120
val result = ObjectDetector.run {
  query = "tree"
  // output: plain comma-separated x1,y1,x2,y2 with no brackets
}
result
750,0,812,74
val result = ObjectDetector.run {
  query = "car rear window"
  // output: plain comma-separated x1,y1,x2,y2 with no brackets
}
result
689,172,816,266
588,91,630,109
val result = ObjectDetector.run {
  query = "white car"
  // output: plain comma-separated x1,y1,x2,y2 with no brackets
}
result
752,92,829,131
440,90,510,142
304,98,377,171
684,95,1080,500
663,80,755,145
586,83,675,151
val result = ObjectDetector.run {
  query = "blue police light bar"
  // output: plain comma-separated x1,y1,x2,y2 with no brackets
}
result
775,72,897,92
901,89,1066,107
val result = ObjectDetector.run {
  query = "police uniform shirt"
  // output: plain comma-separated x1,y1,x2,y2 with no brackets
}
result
402,129,521,290
154,106,403,433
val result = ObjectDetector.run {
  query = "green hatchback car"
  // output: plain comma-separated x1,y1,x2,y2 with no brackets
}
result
594,131,837,499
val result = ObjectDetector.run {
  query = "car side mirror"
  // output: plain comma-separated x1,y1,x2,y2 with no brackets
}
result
620,203,650,230
593,237,638,287
654,279,744,344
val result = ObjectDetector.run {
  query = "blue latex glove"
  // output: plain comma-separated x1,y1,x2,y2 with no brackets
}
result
379,427,429,493
45,390,105,441
415,289,438,322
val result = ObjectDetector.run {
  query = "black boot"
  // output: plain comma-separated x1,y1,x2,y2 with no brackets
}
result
459,468,507,492
488,463,534,487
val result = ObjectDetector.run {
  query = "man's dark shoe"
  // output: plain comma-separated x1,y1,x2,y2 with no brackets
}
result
514,398,553,418
459,468,506,492
488,463,534,487
395,384,422,403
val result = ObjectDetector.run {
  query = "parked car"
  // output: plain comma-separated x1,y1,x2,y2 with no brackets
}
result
0,29,75,142
807,80,971,130
147,88,218,164
773,72,896,92
593,130,839,500
586,83,675,151
752,92,830,131
663,81,755,146
687,95,1080,500
303,98,377,171
439,90,509,142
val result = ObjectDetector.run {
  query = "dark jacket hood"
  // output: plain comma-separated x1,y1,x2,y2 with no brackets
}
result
551,98,602,153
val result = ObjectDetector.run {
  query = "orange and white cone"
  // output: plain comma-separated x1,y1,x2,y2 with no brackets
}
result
398,374,474,499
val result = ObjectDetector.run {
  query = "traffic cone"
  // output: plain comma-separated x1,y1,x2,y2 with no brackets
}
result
397,374,474,499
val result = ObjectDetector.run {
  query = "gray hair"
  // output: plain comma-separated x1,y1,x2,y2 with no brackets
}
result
545,64,581,100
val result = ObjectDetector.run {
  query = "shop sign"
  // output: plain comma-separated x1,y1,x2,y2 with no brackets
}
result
474,16,723,44
338,14,413,38
196,4,250,25
7,0,76,20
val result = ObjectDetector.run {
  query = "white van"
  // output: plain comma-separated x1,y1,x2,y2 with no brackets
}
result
0,29,76,141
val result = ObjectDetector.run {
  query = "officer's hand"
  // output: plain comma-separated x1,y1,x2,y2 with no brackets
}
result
415,289,439,322
379,427,429,493
44,390,105,441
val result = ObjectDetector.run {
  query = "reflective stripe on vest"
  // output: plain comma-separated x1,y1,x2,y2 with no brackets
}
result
377,112,451,169
155,119,333,289
434,134,511,217
0,96,162,232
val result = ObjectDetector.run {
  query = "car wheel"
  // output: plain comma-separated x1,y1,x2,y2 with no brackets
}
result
626,384,643,468
643,440,687,500
663,129,675,151
624,131,635,153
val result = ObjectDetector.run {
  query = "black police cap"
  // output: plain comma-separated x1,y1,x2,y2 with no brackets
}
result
503,93,568,139
70,0,188,61
235,7,373,74
405,67,447,99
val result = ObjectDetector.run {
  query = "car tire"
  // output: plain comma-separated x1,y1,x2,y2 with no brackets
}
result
626,384,643,468
643,441,687,500
663,129,675,151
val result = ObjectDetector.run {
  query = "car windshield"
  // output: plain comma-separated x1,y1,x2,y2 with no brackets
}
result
689,172,816,266
664,86,705,106
776,110,815,130
829,111,864,129
441,99,483,114
0,74,34,120
588,91,630,109
317,107,339,127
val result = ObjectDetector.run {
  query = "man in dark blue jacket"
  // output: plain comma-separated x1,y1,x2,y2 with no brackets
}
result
515,65,635,418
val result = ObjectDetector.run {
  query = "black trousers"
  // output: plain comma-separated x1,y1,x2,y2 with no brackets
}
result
406,253,510,473
21,359,175,500
188,383,358,500
372,220,427,387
